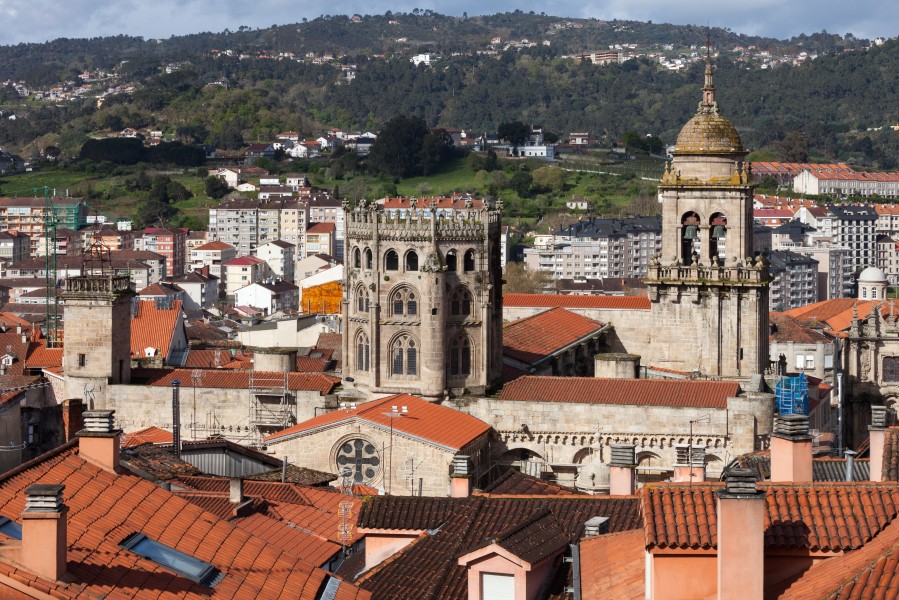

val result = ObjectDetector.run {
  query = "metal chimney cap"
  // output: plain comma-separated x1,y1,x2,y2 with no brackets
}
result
871,405,890,430
78,410,122,437
610,444,636,468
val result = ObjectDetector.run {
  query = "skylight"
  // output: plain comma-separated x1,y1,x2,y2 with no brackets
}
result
0,516,21,540
121,533,223,587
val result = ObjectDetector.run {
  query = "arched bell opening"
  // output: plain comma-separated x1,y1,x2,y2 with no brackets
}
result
709,212,728,265
681,211,701,265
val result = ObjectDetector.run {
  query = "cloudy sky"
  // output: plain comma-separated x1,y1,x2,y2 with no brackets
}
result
0,0,893,45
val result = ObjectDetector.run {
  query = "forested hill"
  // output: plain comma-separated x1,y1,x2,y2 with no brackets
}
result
0,12,896,167
0,12,867,85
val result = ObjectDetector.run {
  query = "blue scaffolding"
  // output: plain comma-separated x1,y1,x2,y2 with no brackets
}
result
776,373,809,415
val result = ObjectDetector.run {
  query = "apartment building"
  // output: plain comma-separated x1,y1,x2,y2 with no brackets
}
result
189,240,237,280
0,230,30,263
135,227,188,277
769,250,819,312
523,216,662,279
826,205,878,274
256,239,295,282
0,196,88,257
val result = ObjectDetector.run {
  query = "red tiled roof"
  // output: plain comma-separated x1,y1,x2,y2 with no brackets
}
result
503,307,606,364
499,376,739,408
225,255,265,266
642,482,899,551
482,469,584,496
503,293,651,310
131,299,183,359
194,241,235,251
264,394,491,451
182,348,251,369
144,368,340,395
24,342,63,369
121,426,174,448
579,530,645,600
769,312,833,344
778,517,899,599
307,222,336,234
0,441,370,599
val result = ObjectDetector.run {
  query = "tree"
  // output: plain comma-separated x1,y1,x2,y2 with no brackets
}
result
497,121,530,149
503,262,555,293
531,166,567,193
368,115,430,178
774,131,809,163
205,175,231,199
509,170,533,197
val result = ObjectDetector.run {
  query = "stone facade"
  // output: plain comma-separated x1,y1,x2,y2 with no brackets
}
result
341,199,503,399
447,391,774,488
61,274,134,408
264,419,491,496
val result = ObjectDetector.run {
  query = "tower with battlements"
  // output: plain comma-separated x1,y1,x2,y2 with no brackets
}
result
645,49,770,377
342,198,503,399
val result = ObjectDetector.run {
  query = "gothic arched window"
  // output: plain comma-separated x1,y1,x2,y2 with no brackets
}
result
450,287,472,316
355,331,370,371
356,286,370,312
449,335,471,376
445,250,457,272
390,335,417,376
463,249,476,272
353,247,361,269
385,250,399,271
390,287,418,317
365,248,373,270
405,251,419,271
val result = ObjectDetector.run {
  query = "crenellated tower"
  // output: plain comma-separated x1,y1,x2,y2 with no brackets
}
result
645,48,770,377
341,198,503,400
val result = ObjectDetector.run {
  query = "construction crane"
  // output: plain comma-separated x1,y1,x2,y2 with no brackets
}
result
34,186,60,348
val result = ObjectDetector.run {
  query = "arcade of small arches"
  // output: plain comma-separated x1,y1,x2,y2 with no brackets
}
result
352,327,474,379
496,430,729,467
680,210,728,265
351,245,478,273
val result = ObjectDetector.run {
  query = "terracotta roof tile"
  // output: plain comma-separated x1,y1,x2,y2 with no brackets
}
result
499,376,739,408
482,469,584,496
121,426,174,448
131,299,183,359
0,441,369,599
769,312,833,344
264,394,491,451
778,517,899,599
194,241,235,251
502,307,606,364
579,529,645,600
642,482,899,551
307,222,336,233
503,293,651,310
356,495,640,600
24,342,63,369
142,368,340,395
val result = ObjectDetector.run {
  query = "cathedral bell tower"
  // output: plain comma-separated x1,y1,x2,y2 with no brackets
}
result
646,46,770,377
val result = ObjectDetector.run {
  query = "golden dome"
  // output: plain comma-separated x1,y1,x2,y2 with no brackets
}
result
674,111,744,156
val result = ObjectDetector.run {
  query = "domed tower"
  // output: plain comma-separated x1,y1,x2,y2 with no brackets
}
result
858,266,888,300
646,46,770,377
341,198,503,400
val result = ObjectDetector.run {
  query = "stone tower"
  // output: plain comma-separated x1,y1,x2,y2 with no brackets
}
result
646,48,770,377
341,198,503,400
62,271,134,409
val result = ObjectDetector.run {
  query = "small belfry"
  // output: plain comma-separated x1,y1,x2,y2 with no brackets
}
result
341,197,503,400
646,44,771,377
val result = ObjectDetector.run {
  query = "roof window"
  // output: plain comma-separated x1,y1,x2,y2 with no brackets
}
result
120,532,223,587
0,516,22,540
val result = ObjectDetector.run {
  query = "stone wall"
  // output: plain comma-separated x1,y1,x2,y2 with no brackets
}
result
265,420,489,496
446,392,774,485
105,384,331,441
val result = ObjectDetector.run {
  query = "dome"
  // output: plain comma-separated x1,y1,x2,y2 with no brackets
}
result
674,112,744,156
859,266,888,283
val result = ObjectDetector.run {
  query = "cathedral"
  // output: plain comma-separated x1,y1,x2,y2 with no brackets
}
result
341,198,504,399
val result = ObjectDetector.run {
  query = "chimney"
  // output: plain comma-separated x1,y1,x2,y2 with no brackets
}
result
717,469,765,600
21,484,67,581
609,444,636,496
76,410,122,473
229,478,244,504
770,413,813,482
673,444,706,483
451,455,472,498
60,399,84,442
171,380,182,458
583,516,610,538
844,450,857,482
869,405,890,482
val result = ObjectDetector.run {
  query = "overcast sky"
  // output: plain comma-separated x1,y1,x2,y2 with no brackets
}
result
0,0,893,46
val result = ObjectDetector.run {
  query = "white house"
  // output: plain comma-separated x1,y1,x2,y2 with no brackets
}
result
234,280,300,315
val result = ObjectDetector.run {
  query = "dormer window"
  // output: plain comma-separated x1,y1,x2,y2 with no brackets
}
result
0,354,14,367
